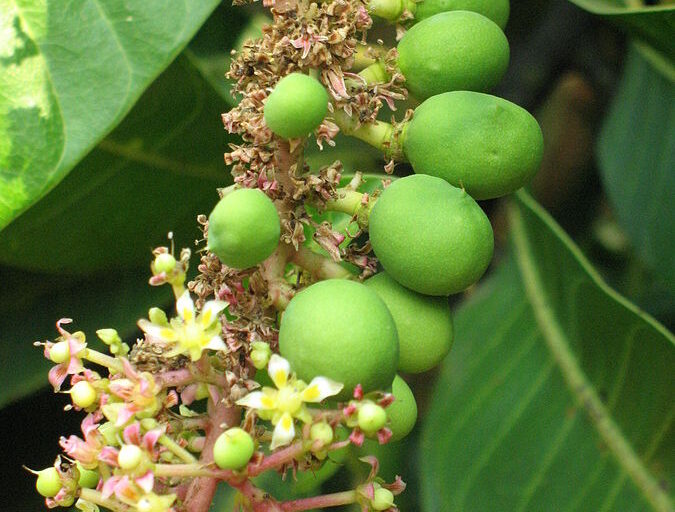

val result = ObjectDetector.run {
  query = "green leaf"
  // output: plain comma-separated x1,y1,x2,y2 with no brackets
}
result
421,192,674,511
0,52,233,274
0,265,170,408
597,45,675,292
0,0,220,230
566,0,675,60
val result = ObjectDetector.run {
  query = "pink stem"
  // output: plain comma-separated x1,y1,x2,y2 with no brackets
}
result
183,397,241,511
278,490,358,511
248,441,307,477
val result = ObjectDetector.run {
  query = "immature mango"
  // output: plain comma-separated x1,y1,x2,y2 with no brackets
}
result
397,11,509,100
402,91,544,200
387,375,418,441
365,272,453,373
369,175,493,296
279,279,399,399
264,73,328,139
414,0,510,29
207,188,280,269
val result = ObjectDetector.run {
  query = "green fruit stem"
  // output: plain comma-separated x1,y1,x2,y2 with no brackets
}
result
158,434,198,463
289,244,353,280
83,348,124,374
358,61,389,85
324,188,375,230
332,110,404,160
260,245,295,310
368,0,417,21
78,488,128,512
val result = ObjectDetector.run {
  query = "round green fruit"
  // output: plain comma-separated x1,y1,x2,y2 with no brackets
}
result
372,486,395,511
36,467,62,498
397,11,509,100
279,279,398,399
402,91,544,200
358,402,388,434
369,175,493,296
264,73,329,139
414,0,510,29
213,428,255,470
76,462,99,489
207,188,281,269
387,375,417,441
365,272,453,373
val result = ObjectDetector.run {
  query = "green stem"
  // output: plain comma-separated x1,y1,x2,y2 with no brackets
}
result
359,61,390,85
325,189,365,216
290,245,353,280
83,348,124,373
333,110,400,159
159,434,198,463
153,462,213,478
79,488,129,511
367,0,416,21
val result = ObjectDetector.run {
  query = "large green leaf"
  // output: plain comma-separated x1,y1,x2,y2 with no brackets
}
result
421,192,674,511
597,45,675,292
566,0,675,61
0,265,171,408
0,0,220,230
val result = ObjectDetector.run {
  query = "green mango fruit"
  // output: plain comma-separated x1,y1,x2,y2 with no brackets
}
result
387,375,418,441
369,174,493,296
398,11,509,100
414,0,510,29
207,188,280,269
264,73,328,139
365,272,453,373
403,91,544,200
279,279,399,399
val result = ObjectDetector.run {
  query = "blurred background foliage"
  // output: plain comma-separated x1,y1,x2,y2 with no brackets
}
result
0,0,673,509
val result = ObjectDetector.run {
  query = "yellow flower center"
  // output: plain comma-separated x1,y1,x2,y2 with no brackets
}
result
276,386,303,414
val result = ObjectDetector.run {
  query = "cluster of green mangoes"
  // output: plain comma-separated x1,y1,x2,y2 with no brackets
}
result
208,0,541,441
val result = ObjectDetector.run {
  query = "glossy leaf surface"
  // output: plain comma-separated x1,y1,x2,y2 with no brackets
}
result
0,0,220,229
421,192,674,511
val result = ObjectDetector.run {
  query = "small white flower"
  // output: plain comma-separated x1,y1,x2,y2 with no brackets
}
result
237,354,342,449
138,291,227,362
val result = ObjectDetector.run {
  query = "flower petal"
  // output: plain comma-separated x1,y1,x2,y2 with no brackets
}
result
302,377,343,403
236,391,266,409
205,335,227,353
138,319,178,342
199,300,228,328
270,412,295,450
268,354,291,389
176,291,195,323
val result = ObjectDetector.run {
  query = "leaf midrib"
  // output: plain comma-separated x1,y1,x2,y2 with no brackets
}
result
509,193,674,512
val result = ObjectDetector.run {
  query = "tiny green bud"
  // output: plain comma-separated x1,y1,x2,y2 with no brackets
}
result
357,402,387,434
118,444,143,470
310,422,334,447
76,462,99,489
36,467,62,498
213,428,255,470
140,418,159,431
49,341,70,364
154,253,177,274
96,328,121,345
250,341,272,370
371,487,395,511
148,307,169,326
98,421,120,446
70,381,97,409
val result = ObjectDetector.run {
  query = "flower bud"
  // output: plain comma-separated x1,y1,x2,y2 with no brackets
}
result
310,422,334,447
148,307,169,326
250,341,272,370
